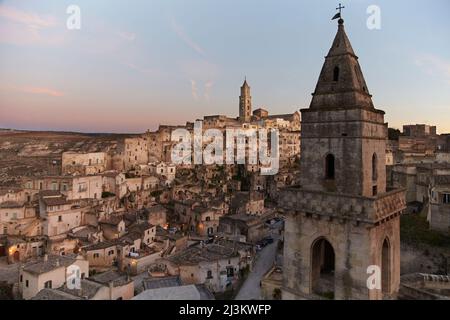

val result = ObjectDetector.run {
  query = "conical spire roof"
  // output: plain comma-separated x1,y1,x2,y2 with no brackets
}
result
327,19,356,57
309,19,374,110
242,77,249,88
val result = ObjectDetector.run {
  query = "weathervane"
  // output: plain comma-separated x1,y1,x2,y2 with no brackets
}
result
332,3,345,22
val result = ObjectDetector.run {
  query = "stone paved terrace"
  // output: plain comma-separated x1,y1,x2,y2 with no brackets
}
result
279,187,406,225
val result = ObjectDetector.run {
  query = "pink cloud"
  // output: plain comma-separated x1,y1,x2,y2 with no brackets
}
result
0,5,62,46
190,80,199,100
204,80,214,101
117,31,136,42
171,17,206,57
20,86,64,97
415,54,450,82
124,62,153,74
0,5,57,29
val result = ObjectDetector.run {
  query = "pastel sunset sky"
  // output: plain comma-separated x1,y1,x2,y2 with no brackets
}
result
1,0,449,133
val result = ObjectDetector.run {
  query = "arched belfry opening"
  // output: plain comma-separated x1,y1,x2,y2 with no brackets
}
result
325,154,335,180
333,66,340,81
311,238,335,298
381,238,391,295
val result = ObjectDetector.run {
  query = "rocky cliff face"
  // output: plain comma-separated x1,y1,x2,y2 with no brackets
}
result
0,130,136,187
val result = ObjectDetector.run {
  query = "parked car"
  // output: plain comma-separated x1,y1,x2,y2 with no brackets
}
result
256,240,267,250
264,236,274,244
256,237,273,249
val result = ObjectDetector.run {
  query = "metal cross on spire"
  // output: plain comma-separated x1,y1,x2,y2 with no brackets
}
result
332,3,345,21
336,3,345,15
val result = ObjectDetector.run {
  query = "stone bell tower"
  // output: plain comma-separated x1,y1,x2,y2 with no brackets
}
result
279,17,406,300
239,78,252,122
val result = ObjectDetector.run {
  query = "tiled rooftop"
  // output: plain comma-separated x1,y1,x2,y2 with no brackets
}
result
22,254,78,275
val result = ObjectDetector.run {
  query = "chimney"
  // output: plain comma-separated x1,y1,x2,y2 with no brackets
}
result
44,254,48,262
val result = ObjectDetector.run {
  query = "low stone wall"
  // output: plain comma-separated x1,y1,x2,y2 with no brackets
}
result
400,273,450,300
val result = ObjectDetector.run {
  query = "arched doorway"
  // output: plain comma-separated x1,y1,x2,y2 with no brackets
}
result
13,250,20,262
311,238,335,298
381,238,390,295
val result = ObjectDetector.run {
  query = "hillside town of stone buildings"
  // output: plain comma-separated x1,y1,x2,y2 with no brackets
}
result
1,18,450,301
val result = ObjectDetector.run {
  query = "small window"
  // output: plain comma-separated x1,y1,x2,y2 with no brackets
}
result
25,280,29,288
58,216,62,222
44,280,52,289
373,185,378,196
325,154,335,180
372,153,378,181
443,194,450,204
206,270,213,279
20,275,23,282
333,66,340,81
226,266,234,277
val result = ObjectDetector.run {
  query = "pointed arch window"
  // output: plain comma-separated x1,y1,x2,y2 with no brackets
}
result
382,238,391,294
372,153,378,181
325,154,335,180
333,66,340,81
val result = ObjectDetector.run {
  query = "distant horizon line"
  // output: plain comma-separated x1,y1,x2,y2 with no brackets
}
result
1,122,448,136
0,127,141,136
